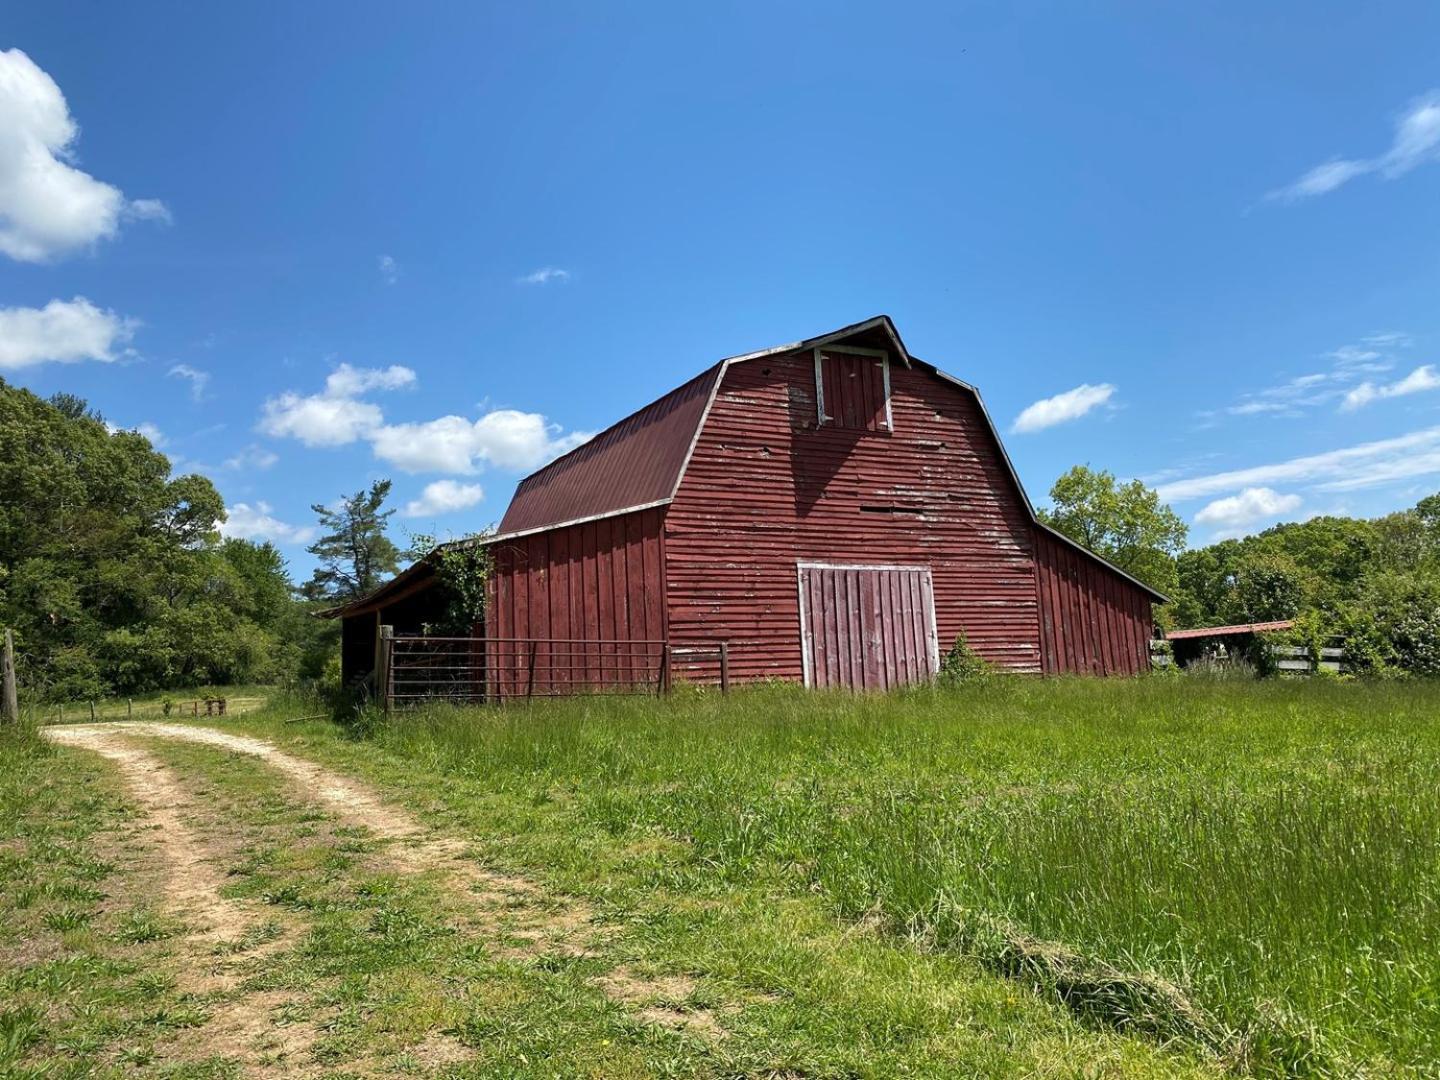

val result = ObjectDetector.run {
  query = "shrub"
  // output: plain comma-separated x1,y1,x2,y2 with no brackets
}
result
937,633,993,684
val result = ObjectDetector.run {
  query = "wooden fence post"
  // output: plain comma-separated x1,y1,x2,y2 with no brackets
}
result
1,629,17,724
718,641,730,695
127,699,132,720
377,625,394,712
89,701,96,722
659,644,672,697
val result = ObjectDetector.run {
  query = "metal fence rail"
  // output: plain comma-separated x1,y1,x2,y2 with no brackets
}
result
380,631,729,708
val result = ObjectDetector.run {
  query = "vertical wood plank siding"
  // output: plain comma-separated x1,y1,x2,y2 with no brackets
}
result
486,508,666,693
1032,526,1154,675
664,353,1044,681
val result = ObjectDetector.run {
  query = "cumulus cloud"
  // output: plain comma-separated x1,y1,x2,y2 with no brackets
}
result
260,392,384,447
1194,487,1303,537
0,296,137,369
1268,90,1440,202
0,48,167,261
403,480,485,517
1157,426,1440,502
258,363,588,474
1341,364,1440,411
378,254,398,284
258,363,414,447
168,363,210,400
323,362,415,397
371,410,592,474
517,266,570,285
219,501,317,545
1011,383,1115,434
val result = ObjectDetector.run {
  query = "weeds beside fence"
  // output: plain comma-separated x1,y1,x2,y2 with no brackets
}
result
29,693,265,725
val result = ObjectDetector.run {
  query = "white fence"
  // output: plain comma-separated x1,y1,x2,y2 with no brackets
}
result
1271,644,1346,675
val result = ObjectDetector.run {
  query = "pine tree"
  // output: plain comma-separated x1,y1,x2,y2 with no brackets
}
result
304,480,400,601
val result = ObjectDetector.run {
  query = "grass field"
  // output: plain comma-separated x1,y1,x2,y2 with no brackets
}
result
365,678,1440,1077
3,676,1435,1077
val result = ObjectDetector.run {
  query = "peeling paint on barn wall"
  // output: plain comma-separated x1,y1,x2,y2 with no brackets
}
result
664,350,1047,682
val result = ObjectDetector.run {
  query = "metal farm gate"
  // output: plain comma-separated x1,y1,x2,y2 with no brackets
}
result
375,629,730,708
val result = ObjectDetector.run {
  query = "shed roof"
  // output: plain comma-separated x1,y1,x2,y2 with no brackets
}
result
1166,620,1294,641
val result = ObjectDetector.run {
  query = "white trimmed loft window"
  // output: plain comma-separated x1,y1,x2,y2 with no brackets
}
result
814,347,893,431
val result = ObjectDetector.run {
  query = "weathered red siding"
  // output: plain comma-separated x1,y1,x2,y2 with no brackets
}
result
1032,526,1153,675
486,507,667,692
664,352,1044,681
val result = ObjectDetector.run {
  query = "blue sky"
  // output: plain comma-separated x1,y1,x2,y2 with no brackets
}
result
4,3,1440,574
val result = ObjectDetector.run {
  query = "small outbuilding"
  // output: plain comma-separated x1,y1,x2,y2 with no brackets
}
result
326,316,1167,696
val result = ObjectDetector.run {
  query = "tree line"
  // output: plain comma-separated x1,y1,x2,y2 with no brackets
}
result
0,380,409,701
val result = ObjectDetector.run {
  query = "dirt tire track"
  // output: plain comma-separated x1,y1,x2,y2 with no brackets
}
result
44,727,254,944
48,722,727,1043
42,726,318,1075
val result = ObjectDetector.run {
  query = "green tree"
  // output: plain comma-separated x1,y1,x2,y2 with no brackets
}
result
1037,466,1188,597
1221,550,1307,624
304,481,400,602
0,378,304,698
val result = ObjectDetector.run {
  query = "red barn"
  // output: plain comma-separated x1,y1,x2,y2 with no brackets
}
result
478,316,1163,690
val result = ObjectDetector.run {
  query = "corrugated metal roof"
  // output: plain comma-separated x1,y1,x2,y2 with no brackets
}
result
496,364,723,536
319,316,1165,621
490,314,1168,602
1166,620,1294,641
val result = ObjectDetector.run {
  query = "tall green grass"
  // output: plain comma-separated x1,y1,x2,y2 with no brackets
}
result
373,679,1440,1075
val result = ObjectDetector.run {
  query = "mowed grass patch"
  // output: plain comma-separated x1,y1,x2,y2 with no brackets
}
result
328,677,1440,1077
0,724,249,1078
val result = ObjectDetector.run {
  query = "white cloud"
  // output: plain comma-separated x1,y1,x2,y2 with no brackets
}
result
1011,383,1115,434
403,480,485,517
1194,487,1303,537
0,48,167,261
258,363,414,447
371,410,592,474
1221,333,1410,419
126,198,171,224
105,420,165,447
1341,364,1440,411
260,391,384,447
0,296,137,369
1268,90,1440,202
223,444,278,471
323,362,415,397
517,266,570,285
219,501,317,545
1157,426,1440,502
168,363,210,400
260,363,590,475
378,254,398,284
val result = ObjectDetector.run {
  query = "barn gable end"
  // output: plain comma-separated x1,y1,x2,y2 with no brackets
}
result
665,339,1046,681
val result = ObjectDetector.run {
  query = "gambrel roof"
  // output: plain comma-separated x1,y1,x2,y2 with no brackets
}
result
325,316,1168,620
493,315,1167,601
